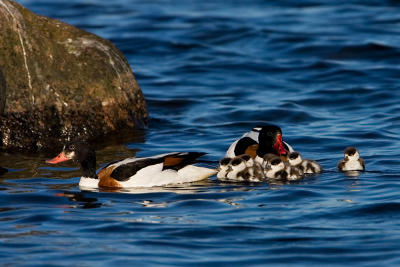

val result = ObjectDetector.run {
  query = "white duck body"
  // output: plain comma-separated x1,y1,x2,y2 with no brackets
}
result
102,154,216,188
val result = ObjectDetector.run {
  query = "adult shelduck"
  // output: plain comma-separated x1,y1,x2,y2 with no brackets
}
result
225,124,294,163
46,141,216,189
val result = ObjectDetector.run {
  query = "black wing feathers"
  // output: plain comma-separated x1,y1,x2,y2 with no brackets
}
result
234,137,258,156
162,152,206,171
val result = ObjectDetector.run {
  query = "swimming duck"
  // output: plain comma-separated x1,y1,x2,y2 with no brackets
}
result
225,125,294,163
338,147,365,171
288,152,322,174
46,141,216,188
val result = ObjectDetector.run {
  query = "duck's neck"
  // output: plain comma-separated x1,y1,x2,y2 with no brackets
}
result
79,151,98,179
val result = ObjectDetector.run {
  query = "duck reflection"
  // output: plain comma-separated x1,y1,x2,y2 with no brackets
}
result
55,192,101,209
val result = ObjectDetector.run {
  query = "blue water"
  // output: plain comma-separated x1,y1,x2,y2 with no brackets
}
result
2,0,400,265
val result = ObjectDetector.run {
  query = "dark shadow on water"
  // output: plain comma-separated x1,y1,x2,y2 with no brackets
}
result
55,191,102,209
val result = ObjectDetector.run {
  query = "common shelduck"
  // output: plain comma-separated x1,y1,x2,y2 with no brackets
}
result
46,141,216,188
288,152,322,174
338,147,365,171
225,125,294,163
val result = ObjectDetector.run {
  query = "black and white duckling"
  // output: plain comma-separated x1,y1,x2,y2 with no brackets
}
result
225,157,247,181
338,147,365,171
238,154,265,181
218,155,265,182
261,153,278,170
284,162,304,181
216,157,232,179
288,152,322,174
225,125,294,164
264,156,286,179
264,156,302,181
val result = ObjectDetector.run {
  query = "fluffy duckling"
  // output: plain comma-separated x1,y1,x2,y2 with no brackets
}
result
261,153,278,170
264,156,286,179
226,157,247,181
216,157,232,179
284,163,304,181
338,147,365,171
238,154,265,181
288,152,322,174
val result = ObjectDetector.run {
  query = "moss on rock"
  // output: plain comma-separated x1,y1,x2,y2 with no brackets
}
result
0,0,147,151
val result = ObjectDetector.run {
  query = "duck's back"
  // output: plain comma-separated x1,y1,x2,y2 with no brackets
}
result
98,152,215,188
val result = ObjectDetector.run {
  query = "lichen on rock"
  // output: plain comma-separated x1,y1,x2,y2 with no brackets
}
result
0,0,148,151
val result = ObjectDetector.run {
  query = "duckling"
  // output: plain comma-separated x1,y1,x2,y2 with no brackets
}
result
238,154,265,181
338,147,365,171
236,168,253,182
226,157,247,181
288,151,322,174
261,153,278,169
273,169,289,180
264,156,286,179
284,163,304,181
216,157,232,179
